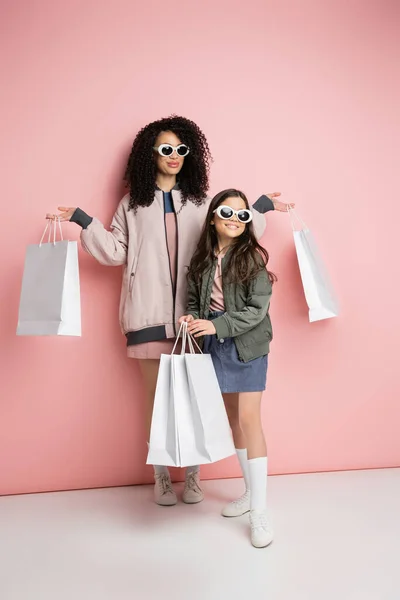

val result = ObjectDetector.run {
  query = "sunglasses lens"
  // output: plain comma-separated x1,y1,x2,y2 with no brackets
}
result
219,206,234,219
160,145,173,156
177,145,189,156
238,210,251,223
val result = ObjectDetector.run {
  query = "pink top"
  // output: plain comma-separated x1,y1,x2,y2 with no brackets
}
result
210,251,226,312
127,197,178,360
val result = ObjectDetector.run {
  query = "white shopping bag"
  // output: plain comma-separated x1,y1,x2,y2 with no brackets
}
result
290,208,339,322
147,323,235,467
17,219,81,336
146,353,180,467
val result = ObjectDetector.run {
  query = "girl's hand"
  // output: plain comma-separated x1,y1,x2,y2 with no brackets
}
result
267,192,295,212
178,315,194,325
46,206,76,222
188,319,216,338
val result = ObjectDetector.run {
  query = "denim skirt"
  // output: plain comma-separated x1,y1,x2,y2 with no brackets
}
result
203,311,268,394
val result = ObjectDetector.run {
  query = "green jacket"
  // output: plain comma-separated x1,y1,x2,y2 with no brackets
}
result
186,254,273,363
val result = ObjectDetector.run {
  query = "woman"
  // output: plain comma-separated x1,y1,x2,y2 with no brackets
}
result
47,115,293,507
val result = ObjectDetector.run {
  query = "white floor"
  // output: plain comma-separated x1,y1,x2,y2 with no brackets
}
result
0,469,399,600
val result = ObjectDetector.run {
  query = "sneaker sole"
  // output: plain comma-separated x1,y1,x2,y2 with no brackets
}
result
182,495,204,504
221,508,250,517
155,499,178,506
251,538,274,548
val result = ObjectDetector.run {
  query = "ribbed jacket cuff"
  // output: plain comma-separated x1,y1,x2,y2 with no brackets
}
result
70,208,93,229
253,195,275,214
212,316,231,340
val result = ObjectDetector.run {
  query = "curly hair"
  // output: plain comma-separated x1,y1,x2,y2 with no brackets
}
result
124,115,212,211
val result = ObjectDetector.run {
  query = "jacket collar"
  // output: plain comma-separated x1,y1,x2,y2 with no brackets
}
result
155,183,182,210
217,245,234,263
155,182,180,192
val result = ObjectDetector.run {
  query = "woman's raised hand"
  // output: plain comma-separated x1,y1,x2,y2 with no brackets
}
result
45,206,76,222
267,192,295,212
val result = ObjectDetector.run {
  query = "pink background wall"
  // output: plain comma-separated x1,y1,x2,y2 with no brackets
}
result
1,0,399,495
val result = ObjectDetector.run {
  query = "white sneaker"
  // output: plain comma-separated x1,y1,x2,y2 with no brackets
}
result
154,473,177,506
182,471,204,504
221,490,251,517
249,509,273,548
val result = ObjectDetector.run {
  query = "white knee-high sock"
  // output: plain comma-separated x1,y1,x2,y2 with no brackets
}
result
147,443,169,477
248,457,267,511
236,448,251,491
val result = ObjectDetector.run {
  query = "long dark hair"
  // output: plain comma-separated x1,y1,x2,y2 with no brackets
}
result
124,115,212,211
188,189,277,285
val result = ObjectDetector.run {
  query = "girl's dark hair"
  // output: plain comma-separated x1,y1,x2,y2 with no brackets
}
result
188,189,277,285
124,115,212,211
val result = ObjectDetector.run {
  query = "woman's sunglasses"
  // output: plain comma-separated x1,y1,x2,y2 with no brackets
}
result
213,205,253,224
153,144,190,157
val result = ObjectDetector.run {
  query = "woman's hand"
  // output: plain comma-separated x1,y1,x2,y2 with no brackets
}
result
267,192,295,212
188,319,216,338
46,206,76,222
178,315,194,325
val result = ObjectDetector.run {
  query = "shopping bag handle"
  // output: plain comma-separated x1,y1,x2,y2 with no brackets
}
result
39,218,64,247
186,324,203,355
171,322,185,354
171,321,203,356
186,326,201,355
288,206,308,232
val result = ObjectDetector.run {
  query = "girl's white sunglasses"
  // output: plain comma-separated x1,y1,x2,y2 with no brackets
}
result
153,144,190,157
213,205,253,224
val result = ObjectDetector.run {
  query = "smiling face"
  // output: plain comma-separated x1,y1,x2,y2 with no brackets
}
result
211,195,248,247
154,131,186,177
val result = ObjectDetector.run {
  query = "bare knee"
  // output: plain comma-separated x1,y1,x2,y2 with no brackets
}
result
138,359,160,439
239,401,262,436
138,359,160,400
226,406,240,428
223,394,240,429
229,415,242,439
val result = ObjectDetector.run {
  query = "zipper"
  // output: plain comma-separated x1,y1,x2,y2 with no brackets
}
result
164,195,177,336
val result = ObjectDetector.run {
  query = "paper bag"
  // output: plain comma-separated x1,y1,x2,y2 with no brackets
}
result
17,220,81,336
290,209,339,322
147,324,235,467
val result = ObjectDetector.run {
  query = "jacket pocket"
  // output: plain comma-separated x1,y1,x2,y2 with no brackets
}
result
240,319,272,348
129,257,139,293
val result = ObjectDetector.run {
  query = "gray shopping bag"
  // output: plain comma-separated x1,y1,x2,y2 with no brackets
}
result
17,221,81,336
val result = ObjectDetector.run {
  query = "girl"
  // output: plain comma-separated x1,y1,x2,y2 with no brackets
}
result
180,189,275,548
47,116,292,509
